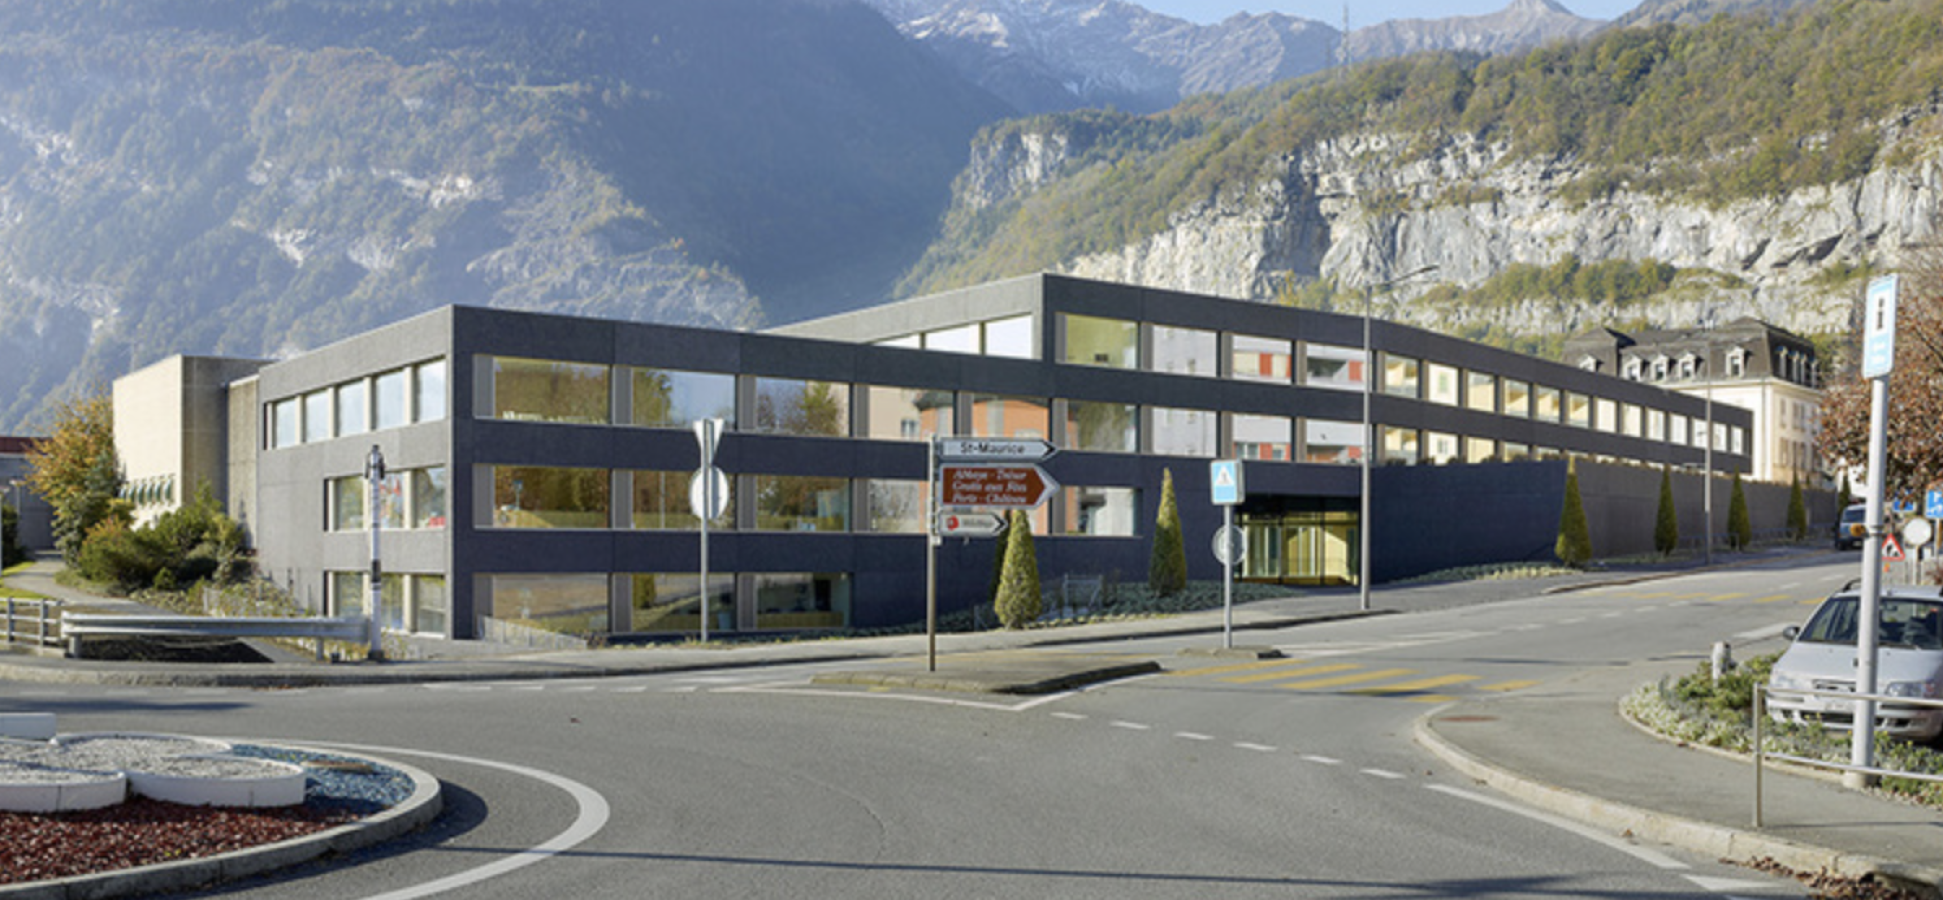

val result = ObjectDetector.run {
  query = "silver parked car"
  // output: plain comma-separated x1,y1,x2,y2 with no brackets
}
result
1767,584,1943,741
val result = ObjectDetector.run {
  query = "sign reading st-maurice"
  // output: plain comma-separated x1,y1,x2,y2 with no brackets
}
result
940,464,1058,509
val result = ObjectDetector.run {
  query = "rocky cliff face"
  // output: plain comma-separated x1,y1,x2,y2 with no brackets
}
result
1345,0,1602,61
1044,125,1941,338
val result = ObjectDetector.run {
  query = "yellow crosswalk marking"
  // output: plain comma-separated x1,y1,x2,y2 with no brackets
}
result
1407,695,1458,704
1277,668,1417,690
1167,658,1309,678
1634,591,1673,598
1221,662,1359,684
1750,594,1791,603
1479,680,1540,692
1711,592,1748,601
1349,674,1479,695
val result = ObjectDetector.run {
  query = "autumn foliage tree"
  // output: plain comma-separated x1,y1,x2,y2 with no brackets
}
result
24,393,123,565
1820,235,1943,499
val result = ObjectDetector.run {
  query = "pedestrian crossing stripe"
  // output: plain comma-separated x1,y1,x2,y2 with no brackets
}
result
1276,668,1418,690
1167,658,1311,678
1348,674,1479,695
1479,679,1539,692
1221,662,1359,684
1711,592,1748,601
1750,594,1791,603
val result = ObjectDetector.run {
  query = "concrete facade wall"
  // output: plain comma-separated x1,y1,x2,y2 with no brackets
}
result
113,356,266,526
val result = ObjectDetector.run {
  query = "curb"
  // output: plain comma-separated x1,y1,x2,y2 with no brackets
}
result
0,746,442,900
811,659,1162,695
1411,713,1940,896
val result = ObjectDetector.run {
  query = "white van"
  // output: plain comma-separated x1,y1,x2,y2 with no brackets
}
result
1767,584,1943,741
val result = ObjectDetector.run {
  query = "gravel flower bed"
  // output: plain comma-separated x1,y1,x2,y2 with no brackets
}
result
0,744,415,885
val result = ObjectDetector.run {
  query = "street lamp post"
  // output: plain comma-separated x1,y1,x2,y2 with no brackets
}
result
1360,264,1438,612
1700,320,1715,565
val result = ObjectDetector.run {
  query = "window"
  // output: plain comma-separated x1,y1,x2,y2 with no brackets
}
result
1594,398,1617,433
632,469,731,530
1152,324,1217,377
493,466,610,528
487,574,609,635
1062,487,1138,536
1651,357,1668,381
331,477,365,532
984,315,1036,359
876,334,921,349
754,475,850,531
634,369,736,429
1151,407,1217,457
1065,401,1138,453
1062,314,1138,369
1465,372,1496,412
925,323,981,354
1534,386,1561,422
1425,431,1459,465
492,357,609,424
1621,404,1643,438
379,573,406,632
303,390,332,442
1464,437,1497,463
865,386,953,441
1381,354,1419,398
1302,419,1363,465
755,378,849,437
1381,426,1420,465
415,359,447,422
1502,442,1532,461
412,575,447,635
1502,379,1530,417
756,573,851,630
1623,358,1641,381
1232,414,1291,461
1646,410,1666,441
1727,349,1746,377
1566,392,1591,428
412,467,447,528
867,480,928,533
1670,414,1689,446
330,572,364,617
375,370,409,430
1231,335,1291,384
1426,363,1459,406
1303,344,1365,391
969,394,1048,439
271,398,299,449
630,573,735,633
1731,427,1744,455
336,380,368,437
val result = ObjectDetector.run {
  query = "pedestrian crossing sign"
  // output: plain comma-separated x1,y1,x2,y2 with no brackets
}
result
1210,459,1245,506
1884,533,1906,562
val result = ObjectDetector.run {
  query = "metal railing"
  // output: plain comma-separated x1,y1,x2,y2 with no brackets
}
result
1752,684,1943,826
2,597,63,649
61,612,373,661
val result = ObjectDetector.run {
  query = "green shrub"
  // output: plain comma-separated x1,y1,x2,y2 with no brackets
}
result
1654,467,1679,556
1148,468,1187,596
994,510,1042,628
1555,461,1593,567
1786,476,1808,541
1727,472,1753,550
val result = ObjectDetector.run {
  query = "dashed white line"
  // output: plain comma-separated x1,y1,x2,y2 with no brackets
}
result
1300,754,1342,765
1174,731,1214,741
1234,742,1277,753
610,686,649,693
423,684,491,692
1111,720,1152,731
1050,712,1089,721
661,686,699,694
1362,768,1405,780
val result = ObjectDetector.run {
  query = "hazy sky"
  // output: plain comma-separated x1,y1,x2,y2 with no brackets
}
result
1138,1,1641,26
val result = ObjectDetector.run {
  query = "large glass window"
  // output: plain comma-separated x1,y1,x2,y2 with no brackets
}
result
415,359,447,422
488,574,609,635
1534,386,1562,422
375,370,409,430
1621,404,1643,438
1425,431,1459,465
1594,398,1617,433
412,575,447,636
1303,419,1363,465
1381,354,1420,398
493,357,609,424
1670,414,1689,446
865,386,953,441
925,324,980,354
303,390,332,442
969,394,1049,438
1065,401,1138,453
1503,442,1532,461
271,398,299,449
634,369,736,429
1151,407,1217,457
867,480,927,533
493,466,611,529
1466,372,1496,413
755,475,850,531
984,315,1036,359
380,573,407,632
1304,344,1365,391
1647,410,1666,441
336,381,369,437
1502,379,1531,417
1062,314,1138,369
1464,437,1497,463
1231,335,1291,384
1426,363,1460,406
1152,325,1217,377
1566,392,1591,428
1381,426,1420,465
756,573,851,630
1062,487,1138,536
330,571,364,617
331,477,365,532
413,467,447,529
1233,414,1291,461
630,573,735,633
633,469,732,530
754,378,849,437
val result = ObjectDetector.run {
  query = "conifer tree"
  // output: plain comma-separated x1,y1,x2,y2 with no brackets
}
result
1786,476,1809,541
994,510,1042,628
1727,472,1753,550
1654,467,1679,556
1556,460,1593,568
1149,468,1187,596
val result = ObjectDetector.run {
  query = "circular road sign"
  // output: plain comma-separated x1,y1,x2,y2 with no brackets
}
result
1905,516,1934,551
1212,526,1247,566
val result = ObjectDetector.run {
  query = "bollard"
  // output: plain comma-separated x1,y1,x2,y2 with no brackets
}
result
1711,641,1734,684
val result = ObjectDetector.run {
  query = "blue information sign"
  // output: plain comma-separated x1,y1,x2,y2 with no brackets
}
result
1863,275,1898,379
1927,490,1943,520
1209,459,1245,506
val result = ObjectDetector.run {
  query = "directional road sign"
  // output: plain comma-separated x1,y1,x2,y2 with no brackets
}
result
940,511,1007,537
1928,489,1943,521
940,464,1058,509
940,438,1055,462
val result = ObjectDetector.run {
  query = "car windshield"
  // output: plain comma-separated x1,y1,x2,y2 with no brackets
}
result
1799,596,1943,650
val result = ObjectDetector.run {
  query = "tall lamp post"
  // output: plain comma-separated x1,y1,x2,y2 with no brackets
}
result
1700,318,1716,565
1360,264,1438,612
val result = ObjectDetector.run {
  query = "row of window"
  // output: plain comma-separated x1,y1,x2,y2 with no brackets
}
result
325,572,448,636
327,467,448,532
482,571,857,635
270,359,448,449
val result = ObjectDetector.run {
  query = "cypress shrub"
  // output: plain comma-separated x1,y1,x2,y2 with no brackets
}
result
995,509,1042,628
1556,460,1593,568
1786,476,1808,541
1149,468,1187,596
1654,467,1679,556
1727,472,1753,550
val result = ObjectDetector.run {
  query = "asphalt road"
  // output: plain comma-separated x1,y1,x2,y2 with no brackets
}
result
4,555,1863,899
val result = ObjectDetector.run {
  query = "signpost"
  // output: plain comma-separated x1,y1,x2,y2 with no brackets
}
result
927,438,1060,672
941,512,1007,538
1926,489,1943,521
693,418,725,642
1209,459,1246,649
1852,274,1899,787
940,464,1059,509
938,438,1054,462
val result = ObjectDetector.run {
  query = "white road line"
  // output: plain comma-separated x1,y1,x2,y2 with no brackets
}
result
1174,731,1214,741
661,686,699,694
1111,720,1151,731
1361,768,1405,780
306,740,610,900
1050,712,1089,721
1686,874,1780,893
555,686,597,693
1426,784,1688,871
610,686,649,693
1234,742,1277,753
1560,617,1587,625
422,684,491,692
1600,612,1625,619
1300,754,1342,765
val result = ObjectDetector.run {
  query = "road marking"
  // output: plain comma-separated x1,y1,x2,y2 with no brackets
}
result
556,686,597,693
661,686,699,694
1712,592,1748,601
1405,695,1458,704
1234,742,1277,753
1351,674,1479,696
1276,668,1417,690
1749,594,1791,604
610,686,649,693
1362,768,1405,780
1221,662,1358,684
1599,612,1625,619
1111,720,1151,731
1478,680,1540,693
1174,731,1214,741
1560,617,1587,625
1733,622,1794,642
423,684,492,692
1051,712,1088,721
307,740,610,900
1685,874,1777,892
1508,623,1544,632
1300,754,1342,765
1167,658,1310,678
1427,784,1688,871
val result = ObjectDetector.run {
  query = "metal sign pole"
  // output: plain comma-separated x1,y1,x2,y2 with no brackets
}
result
1222,503,1234,650
1851,274,1898,787
365,445,385,661
927,435,938,673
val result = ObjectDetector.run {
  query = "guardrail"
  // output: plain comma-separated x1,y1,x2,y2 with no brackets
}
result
1752,684,1943,826
61,613,373,662
2,597,63,649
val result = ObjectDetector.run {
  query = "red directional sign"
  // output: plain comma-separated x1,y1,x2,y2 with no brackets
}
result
941,464,1059,509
